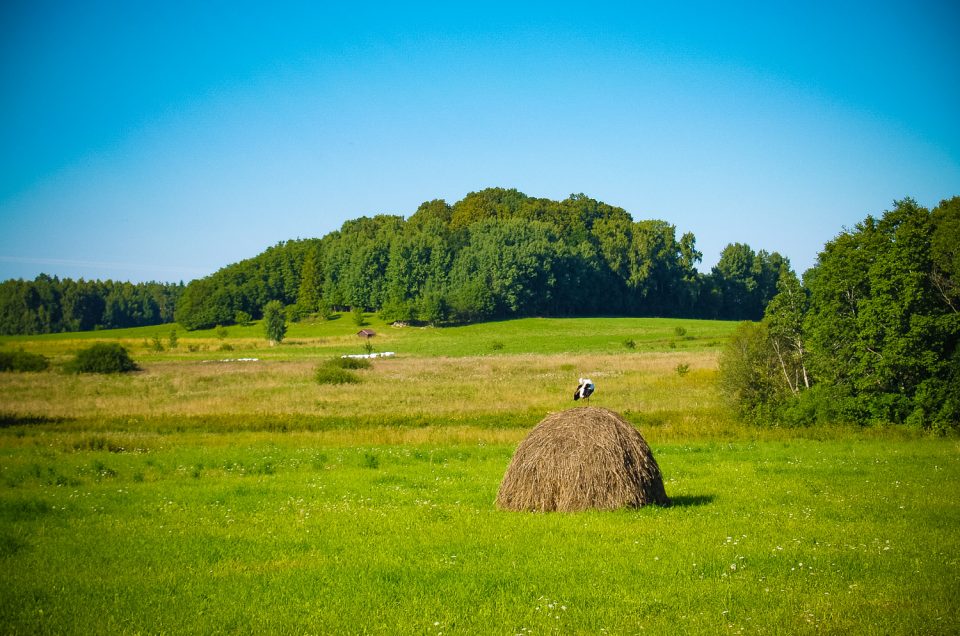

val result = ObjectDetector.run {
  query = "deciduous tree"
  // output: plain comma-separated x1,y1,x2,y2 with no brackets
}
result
263,300,287,345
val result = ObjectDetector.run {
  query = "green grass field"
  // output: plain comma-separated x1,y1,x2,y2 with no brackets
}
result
1,316,958,634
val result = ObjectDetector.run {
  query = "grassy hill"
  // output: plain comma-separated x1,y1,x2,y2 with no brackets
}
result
1,314,734,358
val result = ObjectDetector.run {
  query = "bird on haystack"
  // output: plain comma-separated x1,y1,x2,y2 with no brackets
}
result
573,378,595,402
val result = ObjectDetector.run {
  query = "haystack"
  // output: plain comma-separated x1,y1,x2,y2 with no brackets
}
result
496,406,670,512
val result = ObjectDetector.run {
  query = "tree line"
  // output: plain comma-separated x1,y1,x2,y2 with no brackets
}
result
720,196,959,432
0,275,183,335
0,189,793,335
174,188,791,330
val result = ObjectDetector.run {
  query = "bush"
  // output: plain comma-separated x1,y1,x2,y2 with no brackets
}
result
149,335,165,352
315,356,372,384
717,321,785,425
66,343,138,374
315,366,362,385
317,300,334,321
0,350,50,372
351,306,367,327
333,357,372,370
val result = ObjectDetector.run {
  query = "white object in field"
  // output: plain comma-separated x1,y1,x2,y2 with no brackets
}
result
341,352,396,359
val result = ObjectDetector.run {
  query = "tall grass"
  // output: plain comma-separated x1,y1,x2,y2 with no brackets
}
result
0,352,729,438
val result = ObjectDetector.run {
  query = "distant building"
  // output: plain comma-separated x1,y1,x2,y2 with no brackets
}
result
357,329,376,339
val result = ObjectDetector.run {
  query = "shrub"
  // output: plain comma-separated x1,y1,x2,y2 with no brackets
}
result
317,300,334,321
675,363,690,376
333,357,372,370
0,350,50,372
66,343,138,374
674,326,687,337
315,366,361,385
315,356,372,384
623,339,636,350
351,306,367,326
285,303,306,323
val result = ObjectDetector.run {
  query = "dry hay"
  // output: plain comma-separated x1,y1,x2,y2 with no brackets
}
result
496,406,670,512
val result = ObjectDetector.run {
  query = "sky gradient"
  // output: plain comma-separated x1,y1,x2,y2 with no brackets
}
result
2,1,958,283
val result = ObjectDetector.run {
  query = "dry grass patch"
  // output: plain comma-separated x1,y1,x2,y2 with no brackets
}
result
0,352,725,435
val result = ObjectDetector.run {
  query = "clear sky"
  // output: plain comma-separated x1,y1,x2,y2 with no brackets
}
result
2,1,958,283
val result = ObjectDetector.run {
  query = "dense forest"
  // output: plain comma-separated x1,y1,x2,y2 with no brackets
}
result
173,189,791,330
0,188,791,335
721,196,960,431
0,276,183,335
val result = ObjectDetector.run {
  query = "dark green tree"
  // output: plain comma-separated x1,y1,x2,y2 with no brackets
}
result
931,196,960,312
294,247,322,318
802,198,959,428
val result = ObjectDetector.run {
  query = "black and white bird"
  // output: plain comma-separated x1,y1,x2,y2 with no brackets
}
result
573,377,595,402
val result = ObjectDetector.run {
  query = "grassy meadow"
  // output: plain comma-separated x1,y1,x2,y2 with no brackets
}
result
1,315,958,634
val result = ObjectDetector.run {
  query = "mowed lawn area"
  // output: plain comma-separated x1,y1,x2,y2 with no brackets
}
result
1,316,958,634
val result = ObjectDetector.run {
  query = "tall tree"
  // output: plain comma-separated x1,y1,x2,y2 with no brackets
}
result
804,198,958,427
931,196,960,312
763,268,810,395
263,300,287,345
295,247,322,317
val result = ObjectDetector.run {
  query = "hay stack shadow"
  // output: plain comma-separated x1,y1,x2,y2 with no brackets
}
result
496,406,670,512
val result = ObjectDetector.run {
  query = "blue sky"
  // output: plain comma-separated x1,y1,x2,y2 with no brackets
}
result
2,1,958,283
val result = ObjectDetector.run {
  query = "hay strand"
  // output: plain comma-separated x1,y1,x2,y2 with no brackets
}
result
496,406,670,512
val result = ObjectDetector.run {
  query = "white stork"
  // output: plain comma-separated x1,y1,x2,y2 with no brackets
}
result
573,377,595,402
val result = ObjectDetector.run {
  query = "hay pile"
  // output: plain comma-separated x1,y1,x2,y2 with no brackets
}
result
496,406,670,512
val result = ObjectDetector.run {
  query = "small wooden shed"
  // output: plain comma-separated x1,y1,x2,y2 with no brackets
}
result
357,329,376,339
